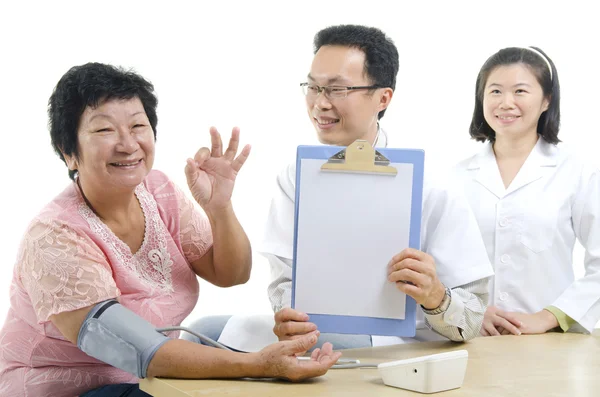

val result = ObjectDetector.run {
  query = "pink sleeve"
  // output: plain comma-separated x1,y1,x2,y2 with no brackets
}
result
173,185,213,263
18,219,120,323
145,170,213,265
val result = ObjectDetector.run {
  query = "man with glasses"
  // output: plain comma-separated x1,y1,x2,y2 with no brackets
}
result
263,24,493,349
184,25,493,351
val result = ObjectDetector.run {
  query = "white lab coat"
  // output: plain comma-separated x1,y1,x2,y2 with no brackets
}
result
454,138,600,333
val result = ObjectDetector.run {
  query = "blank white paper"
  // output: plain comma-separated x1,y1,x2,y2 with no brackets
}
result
294,159,414,320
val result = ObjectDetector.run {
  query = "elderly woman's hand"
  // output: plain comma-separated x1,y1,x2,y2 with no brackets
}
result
253,332,342,381
185,127,251,214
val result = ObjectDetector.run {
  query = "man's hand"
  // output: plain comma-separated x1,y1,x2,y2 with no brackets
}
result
387,248,446,309
273,308,318,344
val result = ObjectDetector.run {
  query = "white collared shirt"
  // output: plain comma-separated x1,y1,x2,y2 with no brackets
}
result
455,138,600,333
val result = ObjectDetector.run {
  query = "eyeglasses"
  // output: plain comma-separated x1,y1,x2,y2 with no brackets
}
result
300,82,381,99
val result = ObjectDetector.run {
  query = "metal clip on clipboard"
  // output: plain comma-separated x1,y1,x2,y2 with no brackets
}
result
320,139,397,175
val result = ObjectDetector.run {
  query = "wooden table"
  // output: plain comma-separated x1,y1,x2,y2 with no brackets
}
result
140,330,600,396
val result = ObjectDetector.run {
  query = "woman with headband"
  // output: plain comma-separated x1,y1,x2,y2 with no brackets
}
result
455,47,600,336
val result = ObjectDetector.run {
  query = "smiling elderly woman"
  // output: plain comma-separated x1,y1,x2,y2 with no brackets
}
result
0,63,340,397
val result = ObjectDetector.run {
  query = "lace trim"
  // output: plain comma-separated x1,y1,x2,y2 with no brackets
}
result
175,186,213,263
78,184,174,293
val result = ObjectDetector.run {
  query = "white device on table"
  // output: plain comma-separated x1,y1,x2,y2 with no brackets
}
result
377,350,468,394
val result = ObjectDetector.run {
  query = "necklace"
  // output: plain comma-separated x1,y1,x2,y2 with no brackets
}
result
372,128,380,148
76,177,101,218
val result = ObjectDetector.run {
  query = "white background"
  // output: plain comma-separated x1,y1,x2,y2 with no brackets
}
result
0,0,598,328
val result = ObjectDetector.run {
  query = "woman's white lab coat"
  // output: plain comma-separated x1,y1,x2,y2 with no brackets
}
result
454,138,600,333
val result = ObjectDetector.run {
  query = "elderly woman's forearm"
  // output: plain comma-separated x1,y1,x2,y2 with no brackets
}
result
147,339,259,378
205,203,252,286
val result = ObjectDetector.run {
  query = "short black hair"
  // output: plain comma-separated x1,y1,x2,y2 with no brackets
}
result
48,62,158,180
469,47,560,144
314,25,399,119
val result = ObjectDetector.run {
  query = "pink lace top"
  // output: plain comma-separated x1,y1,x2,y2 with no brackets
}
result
0,170,213,397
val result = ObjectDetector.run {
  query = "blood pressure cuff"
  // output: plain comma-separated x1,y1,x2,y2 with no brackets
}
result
77,299,169,378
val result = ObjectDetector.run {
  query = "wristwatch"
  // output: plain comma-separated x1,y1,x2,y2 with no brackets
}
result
421,286,452,315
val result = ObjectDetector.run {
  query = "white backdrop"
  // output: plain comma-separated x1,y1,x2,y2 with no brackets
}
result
0,0,598,328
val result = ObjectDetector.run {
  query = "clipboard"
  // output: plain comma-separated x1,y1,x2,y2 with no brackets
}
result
291,140,424,337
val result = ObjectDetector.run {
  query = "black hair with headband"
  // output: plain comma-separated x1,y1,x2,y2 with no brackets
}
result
469,46,560,144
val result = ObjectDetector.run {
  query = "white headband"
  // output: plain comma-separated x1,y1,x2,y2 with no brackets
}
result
524,47,553,81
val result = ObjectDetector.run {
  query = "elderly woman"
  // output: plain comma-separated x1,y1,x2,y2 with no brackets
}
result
0,63,340,397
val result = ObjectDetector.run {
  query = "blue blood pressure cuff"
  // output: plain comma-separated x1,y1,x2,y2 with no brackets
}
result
77,299,169,378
